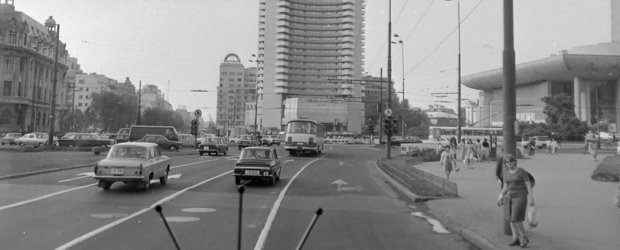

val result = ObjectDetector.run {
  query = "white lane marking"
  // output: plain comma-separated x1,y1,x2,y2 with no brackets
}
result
411,212,450,234
282,159,294,164
0,183,97,211
254,158,321,250
55,170,232,250
57,159,217,183
58,173,95,183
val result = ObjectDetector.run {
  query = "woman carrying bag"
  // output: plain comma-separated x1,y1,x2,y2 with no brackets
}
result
497,154,535,248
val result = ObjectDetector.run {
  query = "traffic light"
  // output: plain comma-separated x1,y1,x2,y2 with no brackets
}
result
190,119,198,135
384,117,392,135
392,119,399,135
368,124,375,135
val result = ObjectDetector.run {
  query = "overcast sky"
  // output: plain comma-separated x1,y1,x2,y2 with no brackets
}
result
17,0,612,120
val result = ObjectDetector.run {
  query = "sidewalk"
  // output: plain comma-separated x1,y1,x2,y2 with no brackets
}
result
412,153,620,250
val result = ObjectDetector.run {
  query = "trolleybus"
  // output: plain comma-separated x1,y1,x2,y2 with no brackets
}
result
285,119,324,156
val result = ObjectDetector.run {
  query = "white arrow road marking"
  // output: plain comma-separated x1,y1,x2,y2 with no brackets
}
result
331,179,348,191
331,179,362,192
58,172,95,183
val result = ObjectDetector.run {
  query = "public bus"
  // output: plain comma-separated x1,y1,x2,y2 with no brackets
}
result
284,119,324,156
429,126,503,144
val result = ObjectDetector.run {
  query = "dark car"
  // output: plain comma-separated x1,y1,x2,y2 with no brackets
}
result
137,134,183,151
237,134,259,150
233,147,281,185
198,137,228,156
57,133,112,147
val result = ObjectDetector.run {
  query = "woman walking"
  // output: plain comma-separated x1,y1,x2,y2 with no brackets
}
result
440,145,456,179
465,139,475,169
497,154,535,248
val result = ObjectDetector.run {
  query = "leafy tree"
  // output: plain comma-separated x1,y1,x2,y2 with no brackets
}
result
540,94,588,140
392,98,430,137
141,107,185,131
89,92,137,132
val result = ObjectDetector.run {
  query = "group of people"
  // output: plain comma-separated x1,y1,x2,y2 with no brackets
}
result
439,137,491,179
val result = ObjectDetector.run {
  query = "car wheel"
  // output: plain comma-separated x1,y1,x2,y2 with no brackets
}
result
235,176,241,185
275,170,280,181
224,148,228,156
270,175,276,186
143,177,151,191
160,169,169,185
199,152,204,156
102,181,112,190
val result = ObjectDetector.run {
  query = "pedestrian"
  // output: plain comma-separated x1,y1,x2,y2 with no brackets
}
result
440,145,456,179
475,139,482,162
528,138,536,156
589,142,598,161
583,141,590,155
465,139,475,169
459,139,467,161
496,154,535,248
482,138,490,162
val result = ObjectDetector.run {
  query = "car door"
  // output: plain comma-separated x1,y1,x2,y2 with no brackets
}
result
152,146,164,178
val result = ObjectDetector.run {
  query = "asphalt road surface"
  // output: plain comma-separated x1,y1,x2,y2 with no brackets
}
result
0,145,475,250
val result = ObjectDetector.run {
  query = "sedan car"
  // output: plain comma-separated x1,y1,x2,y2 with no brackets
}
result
136,134,183,151
57,133,112,147
14,132,57,147
198,137,228,156
261,135,281,146
1,132,22,145
233,147,281,185
237,135,259,150
93,142,170,190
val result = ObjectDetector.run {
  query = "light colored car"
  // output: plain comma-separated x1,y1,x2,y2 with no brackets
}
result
1,132,22,145
233,147,281,185
14,132,57,147
93,142,170,190
521,136,551,148
178,133,196,147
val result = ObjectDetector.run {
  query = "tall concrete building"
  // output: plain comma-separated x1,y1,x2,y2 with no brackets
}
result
216,53,257,135
257,0,366,133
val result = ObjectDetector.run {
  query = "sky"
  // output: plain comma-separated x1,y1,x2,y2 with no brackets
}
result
16,0,612,121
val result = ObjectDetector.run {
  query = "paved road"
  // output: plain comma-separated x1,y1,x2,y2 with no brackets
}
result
0,145,474,250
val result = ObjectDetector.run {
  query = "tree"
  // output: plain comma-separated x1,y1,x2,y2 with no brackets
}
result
141,107,185,131
89,91,137,132
540,94,588,140
392,98,430,137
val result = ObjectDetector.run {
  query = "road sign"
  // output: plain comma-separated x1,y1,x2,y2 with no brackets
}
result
384,108,392,117
194,109,202,117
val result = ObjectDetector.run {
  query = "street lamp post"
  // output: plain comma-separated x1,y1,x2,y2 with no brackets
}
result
392,34,405,137
45,16,60,146
445,0,462,143
386,0,393,159
250,54,261,133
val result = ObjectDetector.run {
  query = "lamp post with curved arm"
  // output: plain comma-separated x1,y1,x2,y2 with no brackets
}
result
392,34,405,137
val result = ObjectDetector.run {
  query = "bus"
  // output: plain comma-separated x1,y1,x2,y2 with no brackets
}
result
429,126,503,143
285,119,324,156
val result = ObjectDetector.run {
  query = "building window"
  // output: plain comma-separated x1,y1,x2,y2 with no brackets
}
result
17,82,21,96
9,31,17,44
3,81,12,96
4,57,14,72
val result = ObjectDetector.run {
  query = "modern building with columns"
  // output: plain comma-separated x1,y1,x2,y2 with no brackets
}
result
462,1,620,135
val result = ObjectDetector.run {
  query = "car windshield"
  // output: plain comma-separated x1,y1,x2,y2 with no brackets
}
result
107,146,147,160
239,149,271,160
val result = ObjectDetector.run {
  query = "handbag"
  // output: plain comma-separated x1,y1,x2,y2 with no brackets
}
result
526,205,539,228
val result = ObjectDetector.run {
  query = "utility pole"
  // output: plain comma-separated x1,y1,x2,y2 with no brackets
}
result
136,81,141,125
386,0,393,159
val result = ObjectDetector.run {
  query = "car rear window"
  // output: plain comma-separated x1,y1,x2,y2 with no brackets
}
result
108,146,147,160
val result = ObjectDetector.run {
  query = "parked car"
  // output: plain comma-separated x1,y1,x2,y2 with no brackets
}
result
93,142,170,190
1,132,22,145
198,137,228,156
233,147,281,185
229,137,240,143
237,134,259,150
57,133,112,147
136,134,183,151
14,132,57,147
261,135,281,146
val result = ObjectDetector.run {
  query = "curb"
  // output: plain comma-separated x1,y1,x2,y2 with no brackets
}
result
376,158,502,250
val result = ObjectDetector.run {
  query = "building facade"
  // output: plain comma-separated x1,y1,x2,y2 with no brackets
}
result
139,84,172,112
463,1,620,134
73,73,118,113
0,1,69,133
257,0,366,133
215,53,257,135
